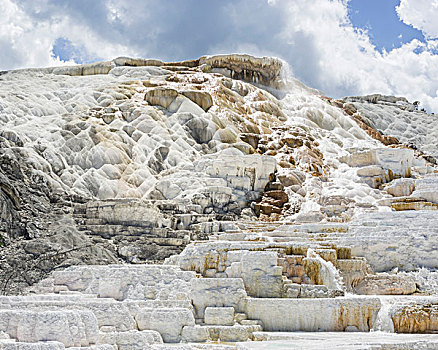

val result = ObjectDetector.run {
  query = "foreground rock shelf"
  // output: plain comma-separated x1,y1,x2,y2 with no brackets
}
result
245,297,380,332
1,264,437,349
1,219,438,349
242,332,438,349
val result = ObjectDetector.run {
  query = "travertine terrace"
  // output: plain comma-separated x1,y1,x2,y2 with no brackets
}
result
1,54,438,349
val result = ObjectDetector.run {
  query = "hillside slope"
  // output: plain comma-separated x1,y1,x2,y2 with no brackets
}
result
0,54,437,294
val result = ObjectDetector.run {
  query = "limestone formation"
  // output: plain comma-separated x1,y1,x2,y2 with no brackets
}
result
245,297,380,332
341,148,414,188
354,274,417,295
190,278,247,318
0,220,436,348
412,176,438,203
144,88,178,109
1,53,438,349
392,303,438,333
135,308,195,342
180,91,213,111
344,94,438,159
204,307,235,326
199,54,284,88
0,309,99,347
385,178,415,197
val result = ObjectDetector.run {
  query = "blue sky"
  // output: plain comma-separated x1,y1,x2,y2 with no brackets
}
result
52,37,94,64
348,0,425,52
2,0,438,111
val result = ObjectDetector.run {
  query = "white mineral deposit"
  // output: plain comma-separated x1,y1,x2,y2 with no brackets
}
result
1,53,437,350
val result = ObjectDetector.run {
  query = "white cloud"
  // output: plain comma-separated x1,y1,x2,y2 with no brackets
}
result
265,0,438,112
0,0,438,112
0,0,137,69
396,0,438,39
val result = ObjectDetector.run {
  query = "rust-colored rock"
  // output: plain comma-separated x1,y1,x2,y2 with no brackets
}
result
282,137,304,148
144,87,178,109
392,304,438,333
352,114,400,146
199,54,284,89
277,170,306,187
181,90,213,111
265,190,288,203
240,133,261,149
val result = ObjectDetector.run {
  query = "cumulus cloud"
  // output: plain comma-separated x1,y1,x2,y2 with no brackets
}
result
273,0,438,112
396,0,438,39
0,0,438,111
0,0,137,69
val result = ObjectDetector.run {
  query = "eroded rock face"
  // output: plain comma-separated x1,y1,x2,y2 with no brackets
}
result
412,176,438,204
135,308,195,343
144,87,178,109
199,54,284,89
0,173,20,241
341,148,414,188
245,297,380,332
385,178,415,197
190,278,247,318
354,274,417,295
180,90,213,111
0,309,99,347
0,140,120,294
392,304,438,333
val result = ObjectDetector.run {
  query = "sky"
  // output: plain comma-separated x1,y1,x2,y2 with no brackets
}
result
1,0,438,112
